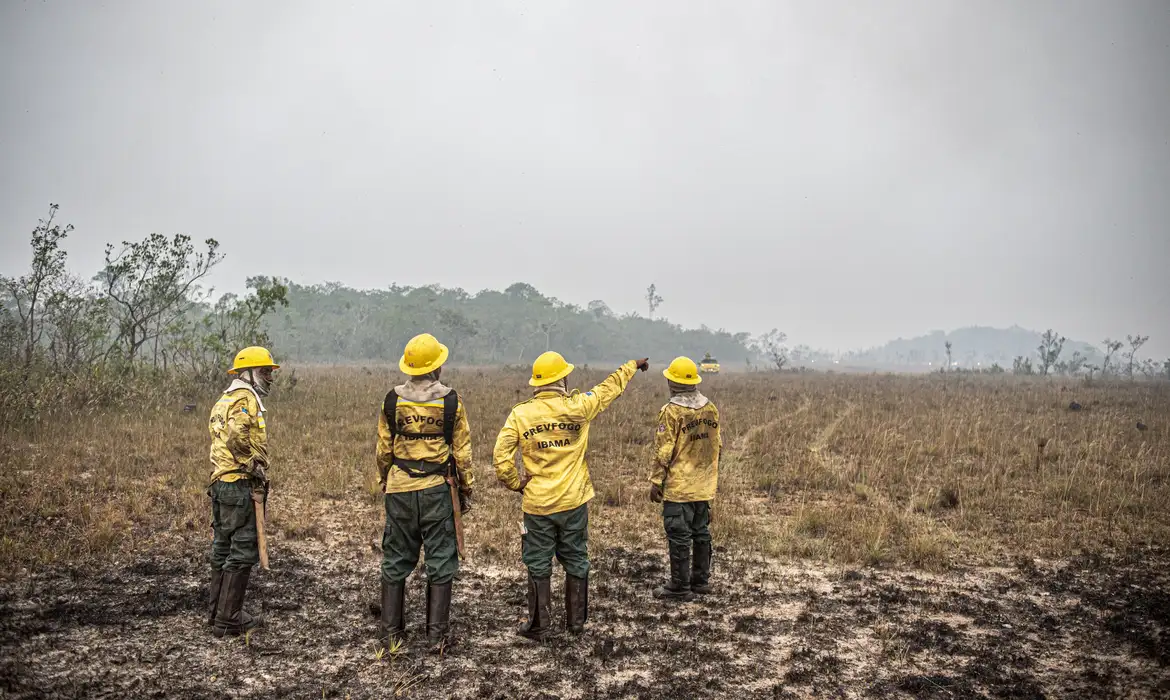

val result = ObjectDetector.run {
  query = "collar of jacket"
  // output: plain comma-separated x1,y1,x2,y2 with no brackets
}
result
396,377,452,402
669,391,709,409
225,378,266,413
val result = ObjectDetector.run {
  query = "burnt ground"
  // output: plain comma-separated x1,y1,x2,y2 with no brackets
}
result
1,539,1169,699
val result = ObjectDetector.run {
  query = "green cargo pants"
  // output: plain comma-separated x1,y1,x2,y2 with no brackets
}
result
663,500,711,548
522,503,589,579
381,483,458,585
209,480,259,572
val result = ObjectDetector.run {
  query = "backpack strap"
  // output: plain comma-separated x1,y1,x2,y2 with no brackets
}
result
442,390,458,446
383,389,399,438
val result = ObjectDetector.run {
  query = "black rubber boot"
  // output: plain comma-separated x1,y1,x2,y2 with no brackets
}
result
426,582,452,648
517,575,553,642
653,543,694,601
565,574,588,634
378,579,406,647
208,569,223,626
691,541,712,595
213,568,262,637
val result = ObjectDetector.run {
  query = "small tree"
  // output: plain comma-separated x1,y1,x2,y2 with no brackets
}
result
43,275,111,371
1124,334,1148,381
166,277,289,378
1163,358,1170,380
3,204,72,367
1101,338,1123,376
1035,329,1065,377
645,283,663,320
944,340,953,370
1013,355,1034,375
99,233,223,366
1059,350,1087,376
753,329,788,371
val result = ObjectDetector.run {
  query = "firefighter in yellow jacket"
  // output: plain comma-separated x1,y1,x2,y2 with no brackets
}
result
649,357,722,600
376,333,474,648
494,352,649,640
207,346,279,637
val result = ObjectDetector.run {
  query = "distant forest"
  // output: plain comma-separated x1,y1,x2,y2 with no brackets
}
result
264,281,754,366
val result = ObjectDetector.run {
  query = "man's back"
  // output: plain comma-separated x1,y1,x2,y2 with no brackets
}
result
495,361,638,515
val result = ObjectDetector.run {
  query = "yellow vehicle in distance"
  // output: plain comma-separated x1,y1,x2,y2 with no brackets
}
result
699,353,720,374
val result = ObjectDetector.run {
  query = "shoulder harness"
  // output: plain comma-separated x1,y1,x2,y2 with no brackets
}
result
383,389,458,478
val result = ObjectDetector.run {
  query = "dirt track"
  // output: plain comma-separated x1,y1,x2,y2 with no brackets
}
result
2,531,1168,699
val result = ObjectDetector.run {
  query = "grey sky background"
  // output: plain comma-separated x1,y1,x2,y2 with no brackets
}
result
2,0,1168,356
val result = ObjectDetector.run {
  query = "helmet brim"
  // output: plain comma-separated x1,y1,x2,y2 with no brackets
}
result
530,363,575,387
228,362,280,375
399,343,449,376
663,367,702,385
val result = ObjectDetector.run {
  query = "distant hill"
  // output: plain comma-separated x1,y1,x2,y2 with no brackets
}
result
848,326,1102,369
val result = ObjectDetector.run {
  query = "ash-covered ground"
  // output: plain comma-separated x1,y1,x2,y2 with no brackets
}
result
2,538,1168,699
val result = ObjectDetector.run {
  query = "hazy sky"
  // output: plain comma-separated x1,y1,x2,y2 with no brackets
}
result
2,1,1168,355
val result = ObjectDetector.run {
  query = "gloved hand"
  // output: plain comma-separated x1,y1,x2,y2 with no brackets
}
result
459,489,473,515
649,483,663,503
635,358,650,372
517,475,532,493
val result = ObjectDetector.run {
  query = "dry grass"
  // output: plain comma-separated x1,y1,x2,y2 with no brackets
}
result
1,367,1168,576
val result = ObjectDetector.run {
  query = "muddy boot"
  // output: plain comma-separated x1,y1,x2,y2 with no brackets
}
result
208,569,224,626
517,575,554,642
565,574,588,634
653,544,693,601
378,579,406,647
426,582,452,649
213,568,262,638
691,541,712,595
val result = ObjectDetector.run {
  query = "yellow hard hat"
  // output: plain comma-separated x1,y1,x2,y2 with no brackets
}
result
229,346,279,374
400,333,449,375
663,356,702,385
530,351,575,386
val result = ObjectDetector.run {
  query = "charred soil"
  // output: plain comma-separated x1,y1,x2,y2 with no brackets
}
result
2,537,1168,699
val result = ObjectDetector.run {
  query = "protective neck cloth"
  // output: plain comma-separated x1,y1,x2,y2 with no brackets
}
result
241,368,272,397
225,378,267,413
668,382,709,409
534,378,567,396
396,376,452,402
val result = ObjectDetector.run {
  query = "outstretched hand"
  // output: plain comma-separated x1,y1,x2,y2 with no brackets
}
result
635,358,650,372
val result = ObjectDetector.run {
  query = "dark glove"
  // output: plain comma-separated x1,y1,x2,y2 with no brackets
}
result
635,358,650,372
459,489,473,515
517,475,532,493
649,483,663,503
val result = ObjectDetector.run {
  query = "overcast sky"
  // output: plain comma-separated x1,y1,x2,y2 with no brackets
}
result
2,1,1168,355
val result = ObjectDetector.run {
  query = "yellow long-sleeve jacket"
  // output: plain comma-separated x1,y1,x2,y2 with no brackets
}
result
209,380,269,484
650,393,721,503
376,378,474,494
494,362,637,516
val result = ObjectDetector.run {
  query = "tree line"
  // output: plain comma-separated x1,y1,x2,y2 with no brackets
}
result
264,281,755,367
1009,331,1163,380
